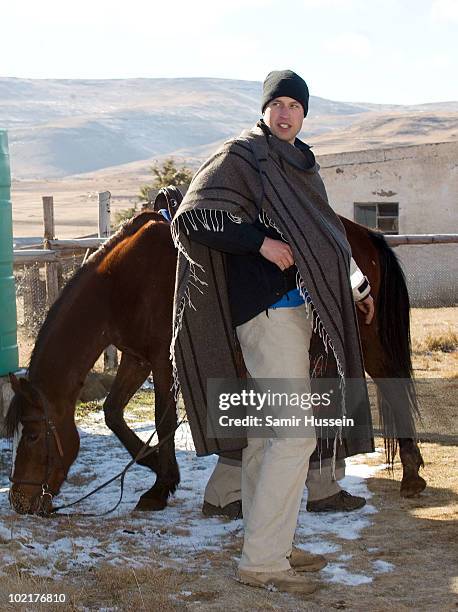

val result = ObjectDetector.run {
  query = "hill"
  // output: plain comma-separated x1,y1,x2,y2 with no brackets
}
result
1,77,457,179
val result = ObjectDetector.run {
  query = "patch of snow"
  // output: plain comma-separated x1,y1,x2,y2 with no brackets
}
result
0,410,386,587
299,541,341,555
323,563,373,585
296,455,383,543
372,559,395,573
141,377,154,390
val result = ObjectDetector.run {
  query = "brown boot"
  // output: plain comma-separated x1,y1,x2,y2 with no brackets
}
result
236,568,318,594
202,500,242,520
307,490,366,512
288,546,327,572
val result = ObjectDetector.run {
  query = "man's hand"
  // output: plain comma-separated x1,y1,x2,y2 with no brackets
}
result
356,295,374,325
259,237,294,271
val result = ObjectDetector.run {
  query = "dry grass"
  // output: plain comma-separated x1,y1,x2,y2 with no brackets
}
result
76,565,196,611
410,307,458,349
409,308,458,381
0,573,82,611
422,329,458,353
0,564,196,611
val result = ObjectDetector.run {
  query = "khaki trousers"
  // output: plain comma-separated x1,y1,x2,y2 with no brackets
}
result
235,305,317,573
204,456,345,508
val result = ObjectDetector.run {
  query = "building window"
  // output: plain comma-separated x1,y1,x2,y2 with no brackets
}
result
354,202,399,234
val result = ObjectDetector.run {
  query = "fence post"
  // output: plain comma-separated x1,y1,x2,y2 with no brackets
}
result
98,191,111,238
42,196,59,307
98,191,118,371
43,196,54,241
144,188,157,210
104,345,118,371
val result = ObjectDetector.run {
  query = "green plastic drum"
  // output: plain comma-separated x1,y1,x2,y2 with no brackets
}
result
0,130,18,375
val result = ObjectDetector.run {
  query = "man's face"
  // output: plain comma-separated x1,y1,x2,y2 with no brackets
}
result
263,96,304,144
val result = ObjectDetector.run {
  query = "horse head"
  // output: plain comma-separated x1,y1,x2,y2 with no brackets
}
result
6,374,80,516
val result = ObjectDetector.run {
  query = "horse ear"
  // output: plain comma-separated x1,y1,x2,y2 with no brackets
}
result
8,374,38,405
9,373,21,394
18,378,39,404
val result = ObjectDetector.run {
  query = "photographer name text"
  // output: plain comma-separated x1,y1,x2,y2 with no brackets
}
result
218,415,354,428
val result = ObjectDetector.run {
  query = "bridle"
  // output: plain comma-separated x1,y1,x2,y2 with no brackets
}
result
9,384,186,518
9,387,65,514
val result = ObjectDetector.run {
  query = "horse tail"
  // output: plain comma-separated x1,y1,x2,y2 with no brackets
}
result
370,230,413,376
368,230,421,466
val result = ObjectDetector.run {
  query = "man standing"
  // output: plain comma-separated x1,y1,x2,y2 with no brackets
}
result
171,70,374,594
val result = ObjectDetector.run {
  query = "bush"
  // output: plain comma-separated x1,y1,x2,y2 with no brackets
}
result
423,329,458,352
113,206,139,229
139,158,193,202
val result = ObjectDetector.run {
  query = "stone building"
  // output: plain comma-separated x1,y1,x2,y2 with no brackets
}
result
316,141,458,306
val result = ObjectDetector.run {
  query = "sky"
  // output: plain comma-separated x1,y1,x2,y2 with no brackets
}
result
1,0,457,104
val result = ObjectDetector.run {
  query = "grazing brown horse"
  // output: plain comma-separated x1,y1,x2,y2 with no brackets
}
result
7,214,180,515
6,192,425,516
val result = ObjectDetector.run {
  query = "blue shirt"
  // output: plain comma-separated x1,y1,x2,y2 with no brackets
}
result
270,287,307,309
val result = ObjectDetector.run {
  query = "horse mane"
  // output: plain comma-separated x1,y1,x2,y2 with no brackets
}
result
27,211,166,373
87,210,165,266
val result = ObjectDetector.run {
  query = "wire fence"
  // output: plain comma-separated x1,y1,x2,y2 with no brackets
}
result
15,253,85,335
395,243,457,307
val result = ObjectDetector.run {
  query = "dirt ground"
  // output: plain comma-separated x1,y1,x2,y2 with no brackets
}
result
3,309,457,611
1,439,456,612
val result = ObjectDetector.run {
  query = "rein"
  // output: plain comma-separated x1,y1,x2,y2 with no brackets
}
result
10,386,186,518
51,413,187,518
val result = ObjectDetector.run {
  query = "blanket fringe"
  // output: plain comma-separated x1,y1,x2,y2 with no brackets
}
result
258,209,287,241
171,208,346,467
170,209,245,401
293,244,346,474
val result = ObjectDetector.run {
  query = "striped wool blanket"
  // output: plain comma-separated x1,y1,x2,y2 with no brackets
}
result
170,121,373,460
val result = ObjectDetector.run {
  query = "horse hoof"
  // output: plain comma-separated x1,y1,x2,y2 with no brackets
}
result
134,487,169,511
133,497,168,512
400,476,427,498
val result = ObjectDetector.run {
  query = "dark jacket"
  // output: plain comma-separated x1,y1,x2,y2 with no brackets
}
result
182,217,299,326
181,133,316,326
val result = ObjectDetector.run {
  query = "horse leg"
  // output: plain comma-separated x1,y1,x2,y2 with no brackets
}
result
135,350,180,512
399,438,426,497
103,352,159,473
375,379,426,497
361,324,426,497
